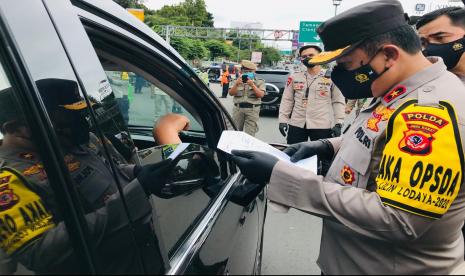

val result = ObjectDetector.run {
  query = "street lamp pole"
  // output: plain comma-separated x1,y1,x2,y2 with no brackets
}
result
332,0,342,16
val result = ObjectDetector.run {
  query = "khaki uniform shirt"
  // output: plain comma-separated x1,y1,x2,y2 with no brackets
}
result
231,78,266,105
267,58,465,274
279,70,345,129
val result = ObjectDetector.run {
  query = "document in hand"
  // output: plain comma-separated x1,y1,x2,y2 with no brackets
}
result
217,131,317,173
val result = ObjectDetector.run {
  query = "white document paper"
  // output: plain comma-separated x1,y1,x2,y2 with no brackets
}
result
217,131,317,173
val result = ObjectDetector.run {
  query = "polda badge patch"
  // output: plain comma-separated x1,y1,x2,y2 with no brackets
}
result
376,100,464,219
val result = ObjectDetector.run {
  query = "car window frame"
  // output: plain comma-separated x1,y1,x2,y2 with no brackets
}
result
0,7,96,273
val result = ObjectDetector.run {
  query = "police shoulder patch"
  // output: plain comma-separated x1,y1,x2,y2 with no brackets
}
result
376,100,464,219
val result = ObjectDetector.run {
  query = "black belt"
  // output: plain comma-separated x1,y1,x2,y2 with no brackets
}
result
235,103,261,108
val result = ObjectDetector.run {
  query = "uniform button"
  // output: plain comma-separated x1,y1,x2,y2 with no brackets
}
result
422,86,433,93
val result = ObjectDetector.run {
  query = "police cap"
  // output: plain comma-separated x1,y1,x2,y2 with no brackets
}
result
36,79,90,111
309,0,409,65
241,60,257,70
0,88,23,132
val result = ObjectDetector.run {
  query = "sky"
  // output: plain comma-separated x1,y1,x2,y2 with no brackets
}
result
144,0,464,49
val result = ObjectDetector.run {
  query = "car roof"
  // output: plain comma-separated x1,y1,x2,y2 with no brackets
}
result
75,0,186,63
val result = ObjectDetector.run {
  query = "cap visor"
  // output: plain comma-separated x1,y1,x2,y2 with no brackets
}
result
61,100,91,111
309,44,356,65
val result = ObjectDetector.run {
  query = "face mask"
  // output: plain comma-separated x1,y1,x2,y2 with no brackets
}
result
302,58,316,68
423,37,465,70
242,72,255,80
331,51,388,99
56,111,91,146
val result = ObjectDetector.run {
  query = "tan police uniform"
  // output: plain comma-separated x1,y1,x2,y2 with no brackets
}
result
279,70,345,129
267,58,465,274
231,61,265,137
345,98,371,116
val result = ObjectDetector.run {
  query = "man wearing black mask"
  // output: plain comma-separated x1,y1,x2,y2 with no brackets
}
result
278,45,345,145
417,7,465,83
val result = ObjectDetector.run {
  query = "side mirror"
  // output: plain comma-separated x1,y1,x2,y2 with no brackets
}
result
160,149,220,198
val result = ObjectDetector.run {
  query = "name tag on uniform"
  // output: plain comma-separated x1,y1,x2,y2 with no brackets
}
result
293,82,305,90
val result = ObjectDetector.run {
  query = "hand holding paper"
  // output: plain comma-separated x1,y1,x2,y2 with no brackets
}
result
217,131,318,173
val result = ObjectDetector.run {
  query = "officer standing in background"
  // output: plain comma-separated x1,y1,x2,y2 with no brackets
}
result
416,7,465,84
232,0,465,274
345,98,370,116
106,71,130,125
229,60,265,137
279,45,345,143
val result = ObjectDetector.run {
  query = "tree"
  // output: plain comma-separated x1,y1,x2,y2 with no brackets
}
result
204,40,231,60
145,0,214,27
170,38,209,61
258,47,282,66
112,0,145,9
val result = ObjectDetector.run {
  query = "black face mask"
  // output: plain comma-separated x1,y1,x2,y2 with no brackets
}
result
423,37,465,70
302,58,316,68
56,111,91,147
331,52,388,100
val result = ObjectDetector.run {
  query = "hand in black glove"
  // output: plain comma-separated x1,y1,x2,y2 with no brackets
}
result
231,150,279,185
135,159,173,195
279,123,288,137
331,123,342,137
284,139,334,162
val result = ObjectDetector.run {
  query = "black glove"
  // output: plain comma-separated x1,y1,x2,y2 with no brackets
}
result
135,159,173,195
231,150,279,185
331,123,342,137
284,139,334,162
279,123,288,137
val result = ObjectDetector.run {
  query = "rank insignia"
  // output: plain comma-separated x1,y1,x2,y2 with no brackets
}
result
23,164,47,180
19,152,35,160
366,105,395,132
383,85,407,104
341,166,356,185
0,184,19,211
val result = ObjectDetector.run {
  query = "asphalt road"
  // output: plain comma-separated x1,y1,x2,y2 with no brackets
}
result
210,83,322,275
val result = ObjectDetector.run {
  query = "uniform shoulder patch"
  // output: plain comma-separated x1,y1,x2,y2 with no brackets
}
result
376,100,464,219
287,76,293,87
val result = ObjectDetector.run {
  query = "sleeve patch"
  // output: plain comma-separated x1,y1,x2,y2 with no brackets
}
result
376,100,464,219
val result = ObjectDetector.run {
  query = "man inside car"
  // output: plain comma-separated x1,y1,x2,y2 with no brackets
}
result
0,78,176,274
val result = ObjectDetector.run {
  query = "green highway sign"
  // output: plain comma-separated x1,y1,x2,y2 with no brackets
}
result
299,21,322,43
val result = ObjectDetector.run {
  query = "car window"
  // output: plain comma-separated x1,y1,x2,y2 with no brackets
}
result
105,69,203,132
86,33,225,259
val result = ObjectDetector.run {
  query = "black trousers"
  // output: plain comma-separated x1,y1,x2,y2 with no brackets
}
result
287,125,332,144
221,83,230,98
287,125,333,175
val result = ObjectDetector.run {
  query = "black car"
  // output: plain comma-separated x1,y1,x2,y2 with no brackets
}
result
255,70,291,115
0,0,265,274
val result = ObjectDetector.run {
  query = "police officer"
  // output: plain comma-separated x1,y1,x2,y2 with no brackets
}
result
229,60,265,137
416,7,465,83
106,70,130,125
0,79,172,273
279,45,345,143
231,1,465,274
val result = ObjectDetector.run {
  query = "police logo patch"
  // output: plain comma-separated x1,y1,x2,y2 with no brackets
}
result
355,73,369,83
341,166,356,185
0,184,20,211
453,43,463,52
383,85,407,103
0,175,11,185
397,112,448,156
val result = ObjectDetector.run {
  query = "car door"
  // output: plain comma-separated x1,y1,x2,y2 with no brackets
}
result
43,0,265,274
0,1,165,273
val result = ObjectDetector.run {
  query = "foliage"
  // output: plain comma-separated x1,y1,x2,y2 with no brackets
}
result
204,40,232,60
170,38,209,60
258,47,282,66
145,0,213,27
